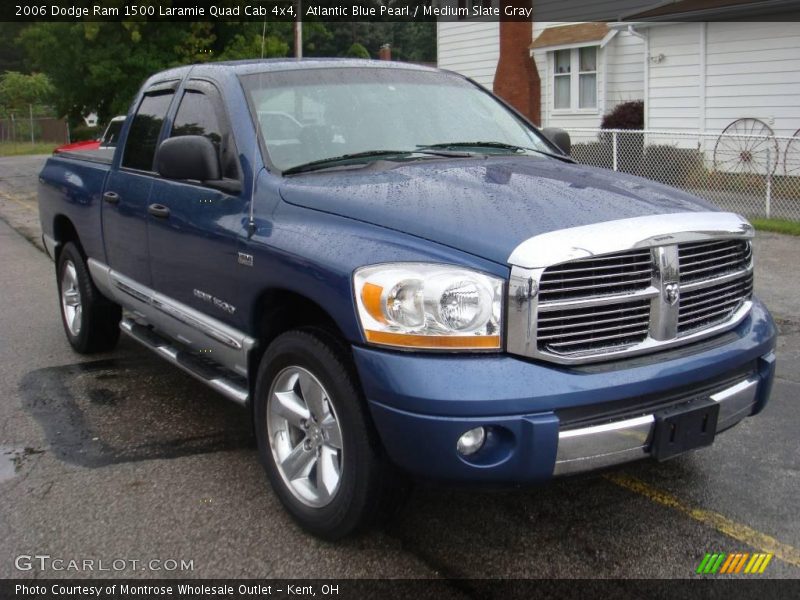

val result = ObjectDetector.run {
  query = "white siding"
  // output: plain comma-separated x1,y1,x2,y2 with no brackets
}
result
705,22,800,137
647,23,702,133
436,21,500,89
646,22,800,137
604,30,645,113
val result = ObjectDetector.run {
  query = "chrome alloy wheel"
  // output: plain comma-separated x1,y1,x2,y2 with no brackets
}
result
60,260,83,336
267,366,344,508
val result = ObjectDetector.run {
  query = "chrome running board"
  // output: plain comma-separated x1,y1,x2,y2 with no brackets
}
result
120,317,249,406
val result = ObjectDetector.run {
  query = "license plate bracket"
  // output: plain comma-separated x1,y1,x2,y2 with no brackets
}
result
651,399,720,461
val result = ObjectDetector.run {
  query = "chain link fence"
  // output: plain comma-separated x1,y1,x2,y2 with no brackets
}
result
0,116,69,146
567,128,800,222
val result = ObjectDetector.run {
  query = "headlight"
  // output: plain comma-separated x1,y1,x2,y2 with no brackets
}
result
353,263,503,350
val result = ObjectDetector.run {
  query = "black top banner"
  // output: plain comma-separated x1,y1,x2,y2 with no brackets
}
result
4,0,800,22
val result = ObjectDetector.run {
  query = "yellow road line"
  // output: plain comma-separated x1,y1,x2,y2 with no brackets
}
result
0,190,37,213
605,472,800,568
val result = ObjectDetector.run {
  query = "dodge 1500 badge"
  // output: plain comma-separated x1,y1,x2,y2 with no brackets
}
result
38,59,776,539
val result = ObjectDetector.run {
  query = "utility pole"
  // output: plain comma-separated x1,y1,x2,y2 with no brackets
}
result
294,1,303,59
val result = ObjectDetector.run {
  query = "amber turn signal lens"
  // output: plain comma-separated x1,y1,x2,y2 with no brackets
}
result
361,282,387,324
364,330,500,349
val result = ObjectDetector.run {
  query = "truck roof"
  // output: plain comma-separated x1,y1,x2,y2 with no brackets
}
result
145,58,439,86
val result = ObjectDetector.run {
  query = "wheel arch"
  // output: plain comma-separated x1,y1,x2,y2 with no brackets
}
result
247,288,354,401
52,214,83,261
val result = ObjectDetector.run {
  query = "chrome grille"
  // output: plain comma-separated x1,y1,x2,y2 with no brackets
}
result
536,249,656,355
507,213,756,364
537,249,653,302
678,273,754,334
679,239,752,282
521,238,753,360
537,299,651,354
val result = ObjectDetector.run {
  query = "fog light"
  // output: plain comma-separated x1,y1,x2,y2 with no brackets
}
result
457,427,486,456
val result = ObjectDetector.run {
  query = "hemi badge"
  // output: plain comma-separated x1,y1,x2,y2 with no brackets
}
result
237,252,254,267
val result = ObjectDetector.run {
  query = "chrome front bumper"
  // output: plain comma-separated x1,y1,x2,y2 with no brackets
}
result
553,377,760,476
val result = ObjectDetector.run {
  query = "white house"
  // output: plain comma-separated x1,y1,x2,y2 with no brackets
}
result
437,3,800,139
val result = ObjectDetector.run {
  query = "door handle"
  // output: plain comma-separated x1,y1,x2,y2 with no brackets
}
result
148,203,170,219
103,191,120,204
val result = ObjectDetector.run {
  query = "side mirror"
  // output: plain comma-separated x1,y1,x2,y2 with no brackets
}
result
542,127,571,156
155,135,220,182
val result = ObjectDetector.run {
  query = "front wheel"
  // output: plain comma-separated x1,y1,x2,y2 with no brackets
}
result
57,242,121,353
254,329,403,539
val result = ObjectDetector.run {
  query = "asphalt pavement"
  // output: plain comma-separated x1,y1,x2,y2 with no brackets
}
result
0,155,798,581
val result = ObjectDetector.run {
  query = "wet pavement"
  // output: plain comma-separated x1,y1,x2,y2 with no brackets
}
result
0,155,799,580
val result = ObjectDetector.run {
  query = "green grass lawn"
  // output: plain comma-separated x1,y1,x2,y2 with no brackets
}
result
752,218,800,236
0,141,56,157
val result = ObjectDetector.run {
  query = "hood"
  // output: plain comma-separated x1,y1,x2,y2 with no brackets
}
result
279,156,716,266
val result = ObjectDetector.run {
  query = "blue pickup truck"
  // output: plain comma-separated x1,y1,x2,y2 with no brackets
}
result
39,59,776,539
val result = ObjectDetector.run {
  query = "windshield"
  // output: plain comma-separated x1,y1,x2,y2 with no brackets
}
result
240,67,554,172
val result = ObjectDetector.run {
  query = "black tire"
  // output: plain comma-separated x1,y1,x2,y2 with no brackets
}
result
254,328,404,539
56,242,121,354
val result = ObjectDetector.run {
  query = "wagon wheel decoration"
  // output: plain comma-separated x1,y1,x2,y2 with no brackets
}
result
713,118,780,175
784,127,800,177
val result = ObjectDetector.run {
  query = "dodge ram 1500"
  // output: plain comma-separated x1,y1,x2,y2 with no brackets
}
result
39,59,776,539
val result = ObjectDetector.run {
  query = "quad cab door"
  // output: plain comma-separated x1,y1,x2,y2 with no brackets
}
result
147,79,248,330
102,82,177,284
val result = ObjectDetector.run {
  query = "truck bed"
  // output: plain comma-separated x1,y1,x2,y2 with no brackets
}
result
38,152,113,262
53,147,115,165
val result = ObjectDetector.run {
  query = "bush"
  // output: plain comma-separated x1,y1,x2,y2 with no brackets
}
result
344,43,370,59
582,101,647,175
69,123,100,142
601,100,644,130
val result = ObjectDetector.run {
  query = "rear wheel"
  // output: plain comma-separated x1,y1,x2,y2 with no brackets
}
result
57,242,121,353
254,328,403,539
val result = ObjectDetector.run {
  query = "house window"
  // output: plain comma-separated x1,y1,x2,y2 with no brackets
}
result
554,50,571,109
579,47,597,109
553,46,598,111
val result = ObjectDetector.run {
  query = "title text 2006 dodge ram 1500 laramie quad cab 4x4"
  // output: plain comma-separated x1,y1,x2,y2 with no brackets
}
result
39,60,776,539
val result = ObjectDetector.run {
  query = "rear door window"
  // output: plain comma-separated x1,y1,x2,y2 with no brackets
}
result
121,91,174,171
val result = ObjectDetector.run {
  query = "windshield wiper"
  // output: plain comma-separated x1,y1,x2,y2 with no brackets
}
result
417,142,574,163
282,149,471,175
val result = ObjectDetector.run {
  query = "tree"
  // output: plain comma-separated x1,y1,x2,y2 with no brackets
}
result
0,71,54,117
17,22,290,123
19,23,188,122
0,23,26,73
344,43,370,59
214,23,290,61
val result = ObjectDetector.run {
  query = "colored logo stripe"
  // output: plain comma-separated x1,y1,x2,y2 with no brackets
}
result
719,553,737,573
698,552,773,574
